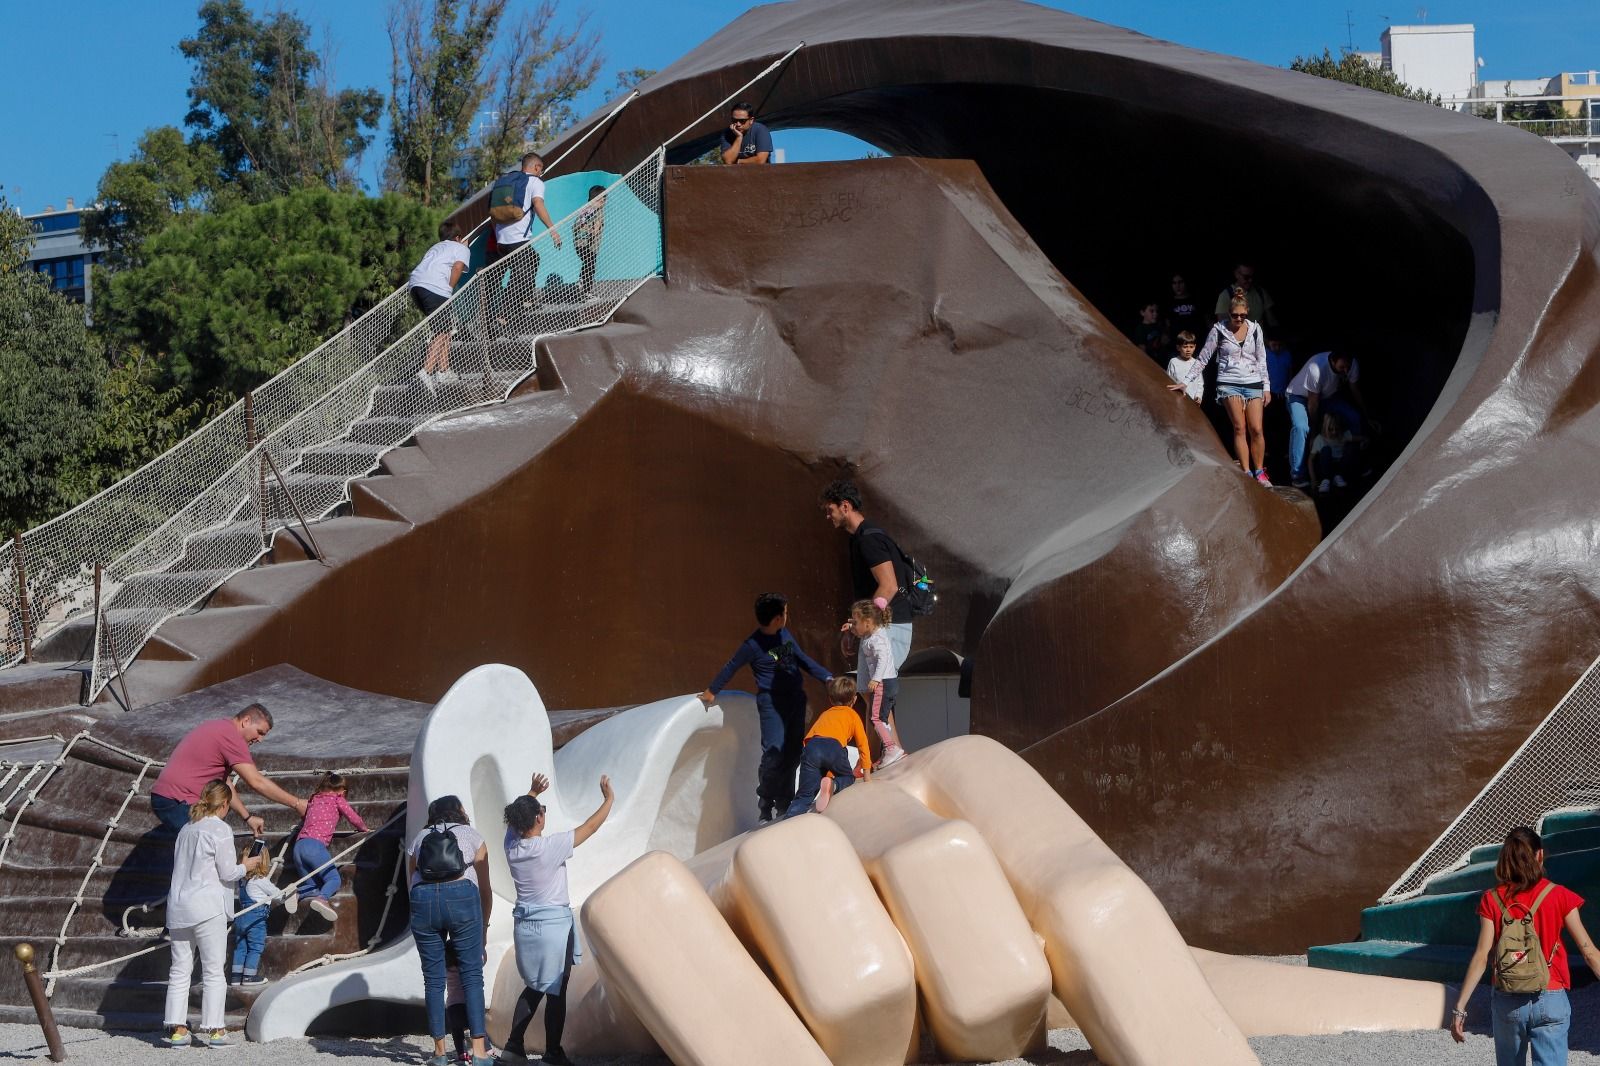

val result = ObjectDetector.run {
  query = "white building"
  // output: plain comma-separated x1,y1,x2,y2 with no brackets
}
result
1381,24,1478,103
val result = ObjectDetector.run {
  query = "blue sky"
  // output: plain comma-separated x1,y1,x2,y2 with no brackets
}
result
2,0,1596,215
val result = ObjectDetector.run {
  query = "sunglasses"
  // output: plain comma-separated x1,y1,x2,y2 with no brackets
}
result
1229,312,1248,320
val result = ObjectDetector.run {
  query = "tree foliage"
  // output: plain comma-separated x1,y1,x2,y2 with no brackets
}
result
0,202,107,534
100,188,443,400
385,0,602,205
1289,49,1442,106
82,126,229,274
181,0,383,201
56,354,216,509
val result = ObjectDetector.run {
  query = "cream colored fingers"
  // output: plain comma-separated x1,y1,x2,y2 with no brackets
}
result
691,816,919,1066
894,735,1259,1066
824,782,1051,1062
1191,949,1448,1036
581,850,831,1066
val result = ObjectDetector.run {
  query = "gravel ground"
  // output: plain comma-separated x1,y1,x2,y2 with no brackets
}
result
3,982,1597,1065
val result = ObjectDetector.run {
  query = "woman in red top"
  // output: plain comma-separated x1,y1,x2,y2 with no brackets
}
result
1450,826,1600,1064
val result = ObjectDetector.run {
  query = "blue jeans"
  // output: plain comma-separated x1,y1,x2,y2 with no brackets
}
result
756,689,807,817
785,737,856,818
1492,987,1570,1066
230,888,267,976
411,879,486,1041
293,838,340,900
150,793,190,837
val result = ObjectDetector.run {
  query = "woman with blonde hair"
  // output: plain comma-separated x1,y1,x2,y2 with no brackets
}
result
1451,825,1600,1063
1169,287,1273,484
163,779,266,1049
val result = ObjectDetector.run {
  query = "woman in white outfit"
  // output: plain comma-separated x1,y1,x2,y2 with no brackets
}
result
1169,286,1274,485
163,778,266,1049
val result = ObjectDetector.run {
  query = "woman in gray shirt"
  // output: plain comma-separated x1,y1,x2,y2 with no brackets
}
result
499,772,614,1066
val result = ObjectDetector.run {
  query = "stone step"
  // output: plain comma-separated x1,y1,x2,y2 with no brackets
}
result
1309,939,1596,986
287,441,390,480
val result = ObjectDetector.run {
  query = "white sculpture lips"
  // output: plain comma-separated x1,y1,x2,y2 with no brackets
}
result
248,663,761,1044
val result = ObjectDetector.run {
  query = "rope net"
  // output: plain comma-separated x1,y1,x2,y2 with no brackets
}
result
1381,652,1600,902
0,149,664,702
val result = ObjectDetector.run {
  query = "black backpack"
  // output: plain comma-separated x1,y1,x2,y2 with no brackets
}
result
416,823,467,882
897,545,937,617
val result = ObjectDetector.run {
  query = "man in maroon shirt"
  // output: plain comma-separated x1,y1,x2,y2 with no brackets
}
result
149,704,307,837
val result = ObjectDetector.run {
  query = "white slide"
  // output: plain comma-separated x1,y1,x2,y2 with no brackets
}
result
248,664,759,1041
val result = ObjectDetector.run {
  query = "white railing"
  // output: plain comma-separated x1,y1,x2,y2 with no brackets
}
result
1380,650,1600,902
1,39,805,705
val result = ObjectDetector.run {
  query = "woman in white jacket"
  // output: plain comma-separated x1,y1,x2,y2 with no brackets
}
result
163,779,266,1048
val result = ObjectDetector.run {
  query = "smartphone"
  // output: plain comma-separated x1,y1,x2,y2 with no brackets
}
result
247,838,267,858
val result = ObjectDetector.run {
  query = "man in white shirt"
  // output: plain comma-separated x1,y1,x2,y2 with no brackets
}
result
1284,350,1375,487
407,221,471,392
491,152,563,337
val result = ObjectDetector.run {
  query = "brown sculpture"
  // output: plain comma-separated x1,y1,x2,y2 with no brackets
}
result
11,0,1595,966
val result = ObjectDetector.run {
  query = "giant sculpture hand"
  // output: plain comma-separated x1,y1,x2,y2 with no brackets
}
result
576,734,1449,1066
251,664,1446,1065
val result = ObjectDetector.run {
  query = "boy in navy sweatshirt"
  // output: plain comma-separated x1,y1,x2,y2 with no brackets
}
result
699,593,833,823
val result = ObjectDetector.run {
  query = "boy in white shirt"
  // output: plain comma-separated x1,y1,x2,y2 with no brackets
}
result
407,221,471,394
1166,331,1203,402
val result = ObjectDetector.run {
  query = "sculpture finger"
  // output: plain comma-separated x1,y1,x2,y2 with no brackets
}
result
890,735,1258,1066
690,814,919,1066
822,780,1051,1061
1189,949,1448,1036
581,850,831,1066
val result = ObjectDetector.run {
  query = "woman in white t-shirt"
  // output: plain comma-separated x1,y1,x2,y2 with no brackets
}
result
163,779,268,1049
407,795,493,1066
499,772,615,1066
407,221,472,394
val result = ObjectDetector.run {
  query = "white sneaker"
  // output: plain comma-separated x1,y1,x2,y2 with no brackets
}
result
1317,479,1331,494
879,746,908,768
282,893,298,915
1333,474,1348,488
416,369,437,395
308,898,337,921
437,370,459,384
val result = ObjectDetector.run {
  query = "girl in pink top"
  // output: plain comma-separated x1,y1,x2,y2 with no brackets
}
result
285,772,368,921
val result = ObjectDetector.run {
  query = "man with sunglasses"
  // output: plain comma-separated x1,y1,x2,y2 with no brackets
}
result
720,102,774,165
1213,261,1277,329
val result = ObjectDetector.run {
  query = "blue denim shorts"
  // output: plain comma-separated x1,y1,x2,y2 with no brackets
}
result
1215,382,1265,403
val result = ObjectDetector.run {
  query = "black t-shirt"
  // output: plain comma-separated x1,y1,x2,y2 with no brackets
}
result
849,520,913,624
1167,298,1204,341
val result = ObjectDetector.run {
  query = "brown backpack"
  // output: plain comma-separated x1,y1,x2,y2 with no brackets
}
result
1491,882,1558,994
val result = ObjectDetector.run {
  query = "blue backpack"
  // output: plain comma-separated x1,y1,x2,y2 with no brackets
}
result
488,170,531,224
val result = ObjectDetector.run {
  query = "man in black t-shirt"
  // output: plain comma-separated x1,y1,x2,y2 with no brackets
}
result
820,479,914,668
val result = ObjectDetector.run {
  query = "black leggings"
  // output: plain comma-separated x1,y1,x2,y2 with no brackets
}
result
506,927,574,1053
507,986,566,1053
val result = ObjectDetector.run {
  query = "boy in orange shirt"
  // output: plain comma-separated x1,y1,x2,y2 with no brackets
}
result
784,676,873,818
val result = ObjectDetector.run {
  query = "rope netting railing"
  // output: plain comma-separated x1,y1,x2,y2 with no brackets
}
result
3,41,803,707
0,733,411,988
0,90,646,685
68,148,664,703
1381,651,1600,902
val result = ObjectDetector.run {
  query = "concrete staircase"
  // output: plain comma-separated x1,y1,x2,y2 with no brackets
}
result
0,739,408,1030
1309,809,1600,983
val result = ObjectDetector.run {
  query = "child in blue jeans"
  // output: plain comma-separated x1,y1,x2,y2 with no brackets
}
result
229,858,278,987
698,593,833,823
285,772,367,921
